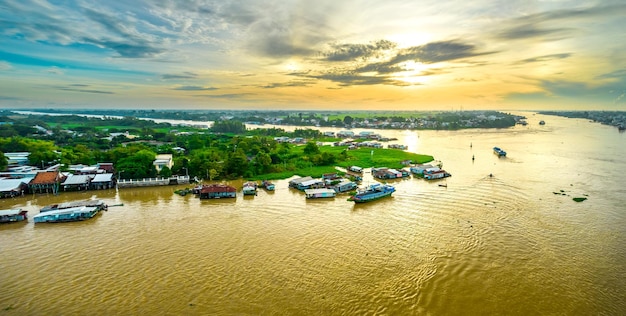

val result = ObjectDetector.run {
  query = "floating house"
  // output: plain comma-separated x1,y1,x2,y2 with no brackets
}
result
0,178,29,198
62,174,91,191
304,188,336,199
33,206,100,223
410,164,436,175
29,171,65,194
424,170,452,180
288,176,314,188
40,199,108,213
372,167,403,179
199,184,237,199
90,173,114,190
296,179,326,191
261,180,275,191
332,179,357,193
242,181,258,195
0,209,28,223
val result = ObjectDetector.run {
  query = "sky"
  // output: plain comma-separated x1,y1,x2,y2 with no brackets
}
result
1,0,625,111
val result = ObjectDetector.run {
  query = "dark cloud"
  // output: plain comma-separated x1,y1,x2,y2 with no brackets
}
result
58,87,114,94
324,40,396,61
596,69,626,80
516,53,572,64
308,72,409,87
496,25,574,41
161,72,198,80
82,38,164,58
172,85,218,91
260,79,315,89
496,4,626,41
194,93,252,99
354,62,405,74
390,41,496,64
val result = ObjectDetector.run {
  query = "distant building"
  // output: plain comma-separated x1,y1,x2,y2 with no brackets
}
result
153,154,173,172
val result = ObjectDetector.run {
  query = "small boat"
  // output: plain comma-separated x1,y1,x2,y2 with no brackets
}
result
0,209,28,223
242,181,258,195
305,188,336,199
493,147,507,157
261,180,275,191
438,184,448,187
40,199,108,213
539,120,545,125
33,206,100,223
348,183,395,203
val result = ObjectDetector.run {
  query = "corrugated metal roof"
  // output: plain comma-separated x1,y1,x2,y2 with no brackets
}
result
62,175,91,185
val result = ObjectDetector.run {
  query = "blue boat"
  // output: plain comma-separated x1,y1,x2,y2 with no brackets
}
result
0,209,28,223
33,206,100,223
493,147,507,157
261,180,275,191
348,183,395,203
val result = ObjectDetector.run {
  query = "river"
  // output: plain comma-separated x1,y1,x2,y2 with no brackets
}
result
1,112,625,315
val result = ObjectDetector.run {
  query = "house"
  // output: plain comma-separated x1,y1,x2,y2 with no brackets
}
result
296,179,326,191
409,164,436,175
96,163,114,173
90,173,114,190
337,130,354,138
199,184,237,199
0,178,29,198
288,176,313,188
29,171,65,194
153,154,173,172
332,179,357,193
62,174,91,191
4,152,30,166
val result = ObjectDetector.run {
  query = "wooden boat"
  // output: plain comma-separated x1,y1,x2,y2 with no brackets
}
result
33,206,100,223
0,209,28,223
348,183,395,203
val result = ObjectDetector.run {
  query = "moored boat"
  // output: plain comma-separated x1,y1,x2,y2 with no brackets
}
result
493,147,507,157
304,188,336,199
261,180,275,191
0,209,28,223
242,181,258,195
40,199,108,213
33,206,100,223
348,183,395,203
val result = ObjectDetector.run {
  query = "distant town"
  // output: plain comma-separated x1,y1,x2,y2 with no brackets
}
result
540,111,626,131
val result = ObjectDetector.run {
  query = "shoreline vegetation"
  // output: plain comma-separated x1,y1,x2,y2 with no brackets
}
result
8,108,618,185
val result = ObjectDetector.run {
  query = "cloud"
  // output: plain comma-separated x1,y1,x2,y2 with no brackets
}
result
0,61,11,70
390,40,496,64
323,40,396,61
516,53,572,64
308,72,409,87
595,69,626,80
260,79,315,88
161,72,198,80
56,84,114,94
172,85,218,91
46,66,64,75
496,4,626,41
194,93,252,99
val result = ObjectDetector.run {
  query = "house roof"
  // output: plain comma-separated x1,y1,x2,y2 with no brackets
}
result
30,171,62,185
62,175,91,185
92,173,113,183
200,184,236,193
0,179,29,192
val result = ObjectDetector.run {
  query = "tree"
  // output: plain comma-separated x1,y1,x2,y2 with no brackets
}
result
343,115,354,126
303,141,320,155
0,151,7,171
159,166,172,178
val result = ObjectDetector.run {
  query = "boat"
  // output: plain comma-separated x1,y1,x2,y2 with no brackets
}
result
493,147,507,157
0,209,28,223
33,206,100,223
304,188,336,199
40,199,108,213
242,181,258,195
261,180,275,191
348,183,395,203
539,120,545,125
